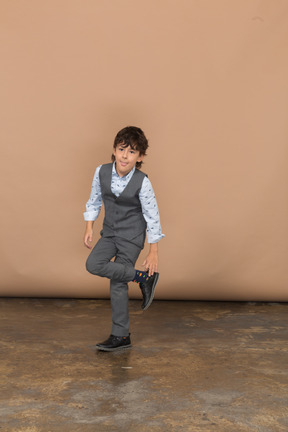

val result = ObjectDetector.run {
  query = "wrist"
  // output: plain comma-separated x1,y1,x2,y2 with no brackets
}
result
86,221,94,230
149,242,158,250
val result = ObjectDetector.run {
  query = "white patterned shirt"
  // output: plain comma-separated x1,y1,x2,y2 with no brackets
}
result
83,163,165,244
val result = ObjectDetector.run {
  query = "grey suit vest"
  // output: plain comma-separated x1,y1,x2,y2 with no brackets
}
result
99,163,147,241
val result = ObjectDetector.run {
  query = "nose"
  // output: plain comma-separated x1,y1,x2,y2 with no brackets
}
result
122,149,128,158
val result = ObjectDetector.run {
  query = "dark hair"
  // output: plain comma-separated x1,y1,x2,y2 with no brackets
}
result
111,126,149,169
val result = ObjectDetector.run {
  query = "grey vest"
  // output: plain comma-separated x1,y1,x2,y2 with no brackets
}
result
99,163,147,240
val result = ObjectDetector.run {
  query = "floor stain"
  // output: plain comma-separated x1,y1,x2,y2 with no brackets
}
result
0,299,287,431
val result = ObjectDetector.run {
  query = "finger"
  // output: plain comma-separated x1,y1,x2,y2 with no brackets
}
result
84,237,92,249
152,263,158,276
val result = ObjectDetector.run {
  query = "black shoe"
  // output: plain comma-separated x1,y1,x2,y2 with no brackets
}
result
139,272,159,311
96,334,131,352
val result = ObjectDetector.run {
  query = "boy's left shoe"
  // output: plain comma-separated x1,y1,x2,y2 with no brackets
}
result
96,334,131,352
139,272,159,311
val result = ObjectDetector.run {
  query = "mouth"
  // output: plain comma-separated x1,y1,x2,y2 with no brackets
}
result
120,162,128,166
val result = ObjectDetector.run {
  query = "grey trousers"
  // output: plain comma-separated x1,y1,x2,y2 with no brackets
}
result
86,235,143,336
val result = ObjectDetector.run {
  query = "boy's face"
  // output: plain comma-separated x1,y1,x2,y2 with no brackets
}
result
113,143,143,177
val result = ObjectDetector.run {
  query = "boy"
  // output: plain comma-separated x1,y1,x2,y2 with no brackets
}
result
83,126,164,351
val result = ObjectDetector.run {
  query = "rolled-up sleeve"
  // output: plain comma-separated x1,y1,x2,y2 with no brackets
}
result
139,177,165,244
83,165,103,221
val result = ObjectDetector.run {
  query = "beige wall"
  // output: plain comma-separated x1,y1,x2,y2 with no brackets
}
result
1,0,288,300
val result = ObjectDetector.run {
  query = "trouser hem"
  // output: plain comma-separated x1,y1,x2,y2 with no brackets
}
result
112,331,130,337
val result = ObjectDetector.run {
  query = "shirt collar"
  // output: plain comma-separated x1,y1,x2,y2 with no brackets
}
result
112,162,136,179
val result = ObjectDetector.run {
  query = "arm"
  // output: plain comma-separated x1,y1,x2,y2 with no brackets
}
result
139,177,165,276
143,242,159,277
84,220,95,249
83,166,102,249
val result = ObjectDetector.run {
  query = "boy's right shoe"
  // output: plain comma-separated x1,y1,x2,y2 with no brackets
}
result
139,272,159,311
96,334,131,352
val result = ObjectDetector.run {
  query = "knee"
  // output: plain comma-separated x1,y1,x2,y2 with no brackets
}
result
86,255,103,275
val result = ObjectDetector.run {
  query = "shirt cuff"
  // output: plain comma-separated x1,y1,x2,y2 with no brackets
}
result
83,211,99,221
146,233,165,244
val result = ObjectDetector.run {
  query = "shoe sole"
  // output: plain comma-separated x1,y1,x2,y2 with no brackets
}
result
142,273,159,311
96,344,132,352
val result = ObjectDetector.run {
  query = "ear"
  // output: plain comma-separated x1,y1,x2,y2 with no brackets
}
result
137,154,144,163
112,147,116,156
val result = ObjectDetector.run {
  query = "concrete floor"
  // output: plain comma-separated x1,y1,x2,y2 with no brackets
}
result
0,298,287,432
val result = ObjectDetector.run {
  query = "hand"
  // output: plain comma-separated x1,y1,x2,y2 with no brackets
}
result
84,230,93,249
142,251,158,277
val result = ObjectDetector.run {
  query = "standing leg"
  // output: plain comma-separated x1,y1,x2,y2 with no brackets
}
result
110,279,129,336
110,237,142,337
